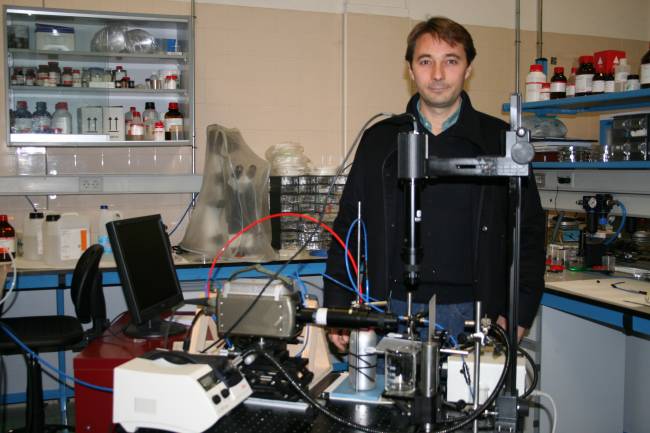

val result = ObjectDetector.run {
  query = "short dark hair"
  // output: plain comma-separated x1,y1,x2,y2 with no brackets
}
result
405,17,476,65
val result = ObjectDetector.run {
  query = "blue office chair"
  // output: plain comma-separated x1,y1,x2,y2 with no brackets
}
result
0,244,106,433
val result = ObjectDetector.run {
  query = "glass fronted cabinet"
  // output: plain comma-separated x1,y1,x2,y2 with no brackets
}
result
4,6,194,148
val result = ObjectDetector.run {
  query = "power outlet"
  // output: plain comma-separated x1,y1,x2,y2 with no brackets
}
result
79,176,103,193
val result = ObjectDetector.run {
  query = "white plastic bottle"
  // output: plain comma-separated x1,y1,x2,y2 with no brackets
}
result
525,64,546,102
23,211,45,261
44,213,90,267
97,205,122,255
614,58,630,92
51,102,72,134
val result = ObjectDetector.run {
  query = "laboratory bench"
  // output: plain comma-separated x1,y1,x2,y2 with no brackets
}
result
3,260,650,432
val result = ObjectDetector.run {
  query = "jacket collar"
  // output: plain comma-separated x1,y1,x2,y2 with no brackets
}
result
406,91,491,155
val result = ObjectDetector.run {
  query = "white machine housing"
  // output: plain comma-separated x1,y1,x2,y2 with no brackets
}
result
113,356,252,433
446,351,527,404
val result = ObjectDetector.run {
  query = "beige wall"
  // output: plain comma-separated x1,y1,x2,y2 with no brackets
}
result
1,0,648,240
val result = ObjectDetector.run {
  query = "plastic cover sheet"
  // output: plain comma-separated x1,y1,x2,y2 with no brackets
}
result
180,124,276,261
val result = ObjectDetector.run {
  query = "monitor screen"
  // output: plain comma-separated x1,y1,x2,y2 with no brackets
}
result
107,214,185,338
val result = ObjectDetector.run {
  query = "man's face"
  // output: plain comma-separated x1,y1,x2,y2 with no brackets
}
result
408,33,472,110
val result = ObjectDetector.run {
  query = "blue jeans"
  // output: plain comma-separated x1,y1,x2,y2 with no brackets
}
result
390,298,474,341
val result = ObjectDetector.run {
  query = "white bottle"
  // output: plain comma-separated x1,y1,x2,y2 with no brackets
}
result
97,205,122,255
44,213,90,267
51,102,72,134
525,64,546,102
614,58,630,92
23,212,45,261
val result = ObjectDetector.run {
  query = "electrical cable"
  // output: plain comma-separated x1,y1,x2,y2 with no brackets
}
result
531,390,557,433
432,324,512,433
321,273,383,313
344,218,370,298
182,308,205,352
245,323,511,433
0,322,113,393
518,346,539,399
23,195,38,212
0,250,17,308
168,192,199,237
604,200,627,246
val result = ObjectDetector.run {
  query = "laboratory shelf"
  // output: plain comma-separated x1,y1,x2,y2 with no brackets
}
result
532,161,650,169
8,48,187,63
9,133,192,147
9,85,187,97
502,88,650,115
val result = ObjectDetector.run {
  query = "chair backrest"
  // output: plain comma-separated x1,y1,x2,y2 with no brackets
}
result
70,244,107,338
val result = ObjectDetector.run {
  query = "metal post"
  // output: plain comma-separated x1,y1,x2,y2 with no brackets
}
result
472,301,482,433
507,177,522,393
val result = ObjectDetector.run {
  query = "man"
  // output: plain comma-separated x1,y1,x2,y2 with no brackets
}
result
324,17,545,351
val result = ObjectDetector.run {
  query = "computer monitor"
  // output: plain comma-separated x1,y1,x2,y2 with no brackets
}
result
106,214,186,339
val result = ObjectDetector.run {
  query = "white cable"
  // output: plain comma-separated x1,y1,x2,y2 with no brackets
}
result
531,390,557,433
0,250,17,307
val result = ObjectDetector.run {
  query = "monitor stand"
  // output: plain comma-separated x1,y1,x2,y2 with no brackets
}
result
123,318,186,339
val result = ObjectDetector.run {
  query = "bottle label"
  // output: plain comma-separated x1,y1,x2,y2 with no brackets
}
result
59,228,88,261
592,79,605,93
165,117,184,131
575,74,593,94
615,71,629,82
605,80,615,93
129,124,144,136
15,118,32,133
550,82,566,93
641,64,650,85
566,84,576,97
0,237,16,256
525,82,542,102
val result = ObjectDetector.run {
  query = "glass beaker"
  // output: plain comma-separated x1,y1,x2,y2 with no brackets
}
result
384,345,418,396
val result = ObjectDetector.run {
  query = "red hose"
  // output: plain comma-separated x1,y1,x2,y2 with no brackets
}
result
205,212,360,298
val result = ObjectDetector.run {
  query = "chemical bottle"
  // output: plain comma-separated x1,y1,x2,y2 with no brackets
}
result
97,205,121,256
14,101,32,133
32,101,52,133
61,67,73,87
0,215,16,262
565,67,577,97
575,56,595,97
614,58,630,92
44,213,90,267
550,67,567,99
126,111,145,141
124,106,137,134
142,102,159,140
540,83,551,101
47,61,61,87
164,102,184,140
604,69,615,93
52,102,72,134
641,43,650,88
525,64,546,102
592,64,606,95
153,121,165,141
36,64,49,87
23,212,45,261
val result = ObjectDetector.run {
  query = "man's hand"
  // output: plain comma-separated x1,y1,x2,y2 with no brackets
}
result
327,328,350,353
496,315,526,342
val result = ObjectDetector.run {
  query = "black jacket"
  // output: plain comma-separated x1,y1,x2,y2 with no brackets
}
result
324,92,546,328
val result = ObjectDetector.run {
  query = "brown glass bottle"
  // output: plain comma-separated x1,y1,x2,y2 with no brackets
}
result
592,65,606,95
164,102,184,140
576,56,595,97
550,67,567,99
0,214,16,262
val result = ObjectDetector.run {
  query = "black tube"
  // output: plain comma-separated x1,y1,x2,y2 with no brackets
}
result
297,308,398,331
